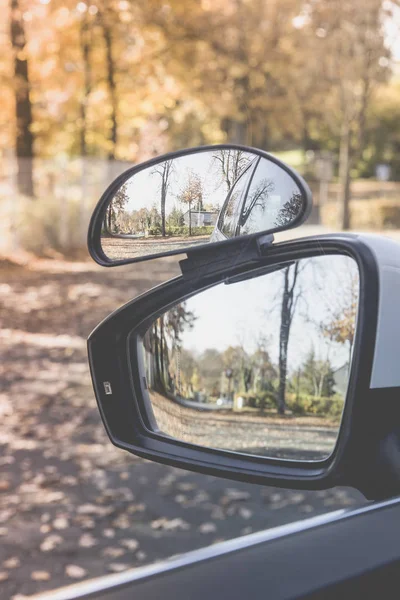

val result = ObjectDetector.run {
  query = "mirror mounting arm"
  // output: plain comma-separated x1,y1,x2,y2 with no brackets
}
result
179,234,274,283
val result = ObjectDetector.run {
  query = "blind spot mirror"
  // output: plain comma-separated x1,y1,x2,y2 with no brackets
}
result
89,145,312,266
140,254,359,461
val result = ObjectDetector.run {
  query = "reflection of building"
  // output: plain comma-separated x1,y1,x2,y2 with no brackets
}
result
183,210,219,227
333,363,349,396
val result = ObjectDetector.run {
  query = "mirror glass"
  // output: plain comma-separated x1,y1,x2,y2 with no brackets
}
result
100,148,307,262
139,254,359,461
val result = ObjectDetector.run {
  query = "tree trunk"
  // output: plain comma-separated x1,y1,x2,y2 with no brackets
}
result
79,15,92,158
153,321,162,389
102,19,118,161
277,264,300,414
159,317,165,381
278,272,290,415
10,0,34,198
338,122,351,230
161,182,166,237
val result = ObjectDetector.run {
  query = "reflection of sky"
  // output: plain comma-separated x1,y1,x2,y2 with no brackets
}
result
240,161,300,233
123,151,244,215
180,255,359,374
118,150,301,223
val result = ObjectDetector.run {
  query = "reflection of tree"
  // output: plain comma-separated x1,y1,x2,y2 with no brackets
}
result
106,182,130,232
177,171,203,236
167,206,185,228
151,159,175,237
252,338,277,394
147,302,196,394
321,275,358,370
197,349,224,398
301,348,335,398
212,149,251,193
240,178,275,233
274,193,303,228
132,207,151,232
222,345,251,399
278,263,302,414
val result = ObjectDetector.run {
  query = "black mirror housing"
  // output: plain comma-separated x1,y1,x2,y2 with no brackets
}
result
88,233,400,500
87,144,312,267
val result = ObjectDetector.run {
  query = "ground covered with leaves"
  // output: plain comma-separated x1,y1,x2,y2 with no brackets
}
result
0,254,364,598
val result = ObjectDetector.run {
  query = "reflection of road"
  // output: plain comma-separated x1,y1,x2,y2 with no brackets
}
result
102,236,208,259
150,392,339,461
102,225,400,261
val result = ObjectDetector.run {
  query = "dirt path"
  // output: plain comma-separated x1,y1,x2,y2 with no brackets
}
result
0,255,364,598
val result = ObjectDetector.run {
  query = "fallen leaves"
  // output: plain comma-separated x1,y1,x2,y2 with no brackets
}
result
0,259,364,598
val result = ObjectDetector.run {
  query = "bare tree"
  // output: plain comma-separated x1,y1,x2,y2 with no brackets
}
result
275,193,303,228
212,149,251,193
151,160,175,236
277,263,301,414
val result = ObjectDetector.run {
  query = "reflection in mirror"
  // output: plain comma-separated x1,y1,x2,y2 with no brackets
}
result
139,255,359,461
100,148,307,262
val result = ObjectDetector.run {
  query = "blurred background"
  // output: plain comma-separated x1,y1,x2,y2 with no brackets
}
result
0,0,400,597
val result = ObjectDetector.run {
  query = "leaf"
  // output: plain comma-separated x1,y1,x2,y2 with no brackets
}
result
40,534,63,552
108,563,130,573
78,533,98,548
120,539,139,551
151,518,190,531
31,571,51,581
221,488,250,505
198,522,217,534
102,528,116,538
102,547,125,558
53,517,69,530
65,565,87,579
3,557,20,569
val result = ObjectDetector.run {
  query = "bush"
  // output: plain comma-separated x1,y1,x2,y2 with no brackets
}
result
242,390,276,409
16,194,89,257
286,394,344,419
165,225,214,237
321,198,400,230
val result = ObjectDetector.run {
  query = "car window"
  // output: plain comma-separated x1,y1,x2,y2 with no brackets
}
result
218,160,257,238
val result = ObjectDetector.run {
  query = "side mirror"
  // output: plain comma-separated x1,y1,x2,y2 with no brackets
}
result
88,145,312,266
88,233,400,500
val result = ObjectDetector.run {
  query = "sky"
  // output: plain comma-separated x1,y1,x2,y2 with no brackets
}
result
179,254,359,374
